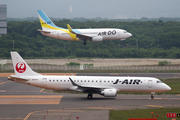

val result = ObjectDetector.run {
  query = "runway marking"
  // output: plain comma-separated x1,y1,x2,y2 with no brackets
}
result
147,105,163,108
110,73,119,75
116,98,180,100
0,118,22,119
24,109,83,120
0,95,63,98
88,107,116,110
24,111,36,120
39,88,44,92
0,90,6,92
33,113,71,115
0,81,11,85
0,95,63,104
8,91,41,92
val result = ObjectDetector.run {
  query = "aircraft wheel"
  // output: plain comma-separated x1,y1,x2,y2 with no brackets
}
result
151,94,154,99
87,94,93,99
83,42,87,45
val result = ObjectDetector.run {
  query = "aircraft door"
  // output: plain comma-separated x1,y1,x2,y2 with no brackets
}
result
118,31,121,36
57,32,62,39
42,78,47,86
148,80,152,88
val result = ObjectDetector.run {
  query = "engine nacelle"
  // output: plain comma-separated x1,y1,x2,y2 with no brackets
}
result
101,89,117,97
92,36,103,42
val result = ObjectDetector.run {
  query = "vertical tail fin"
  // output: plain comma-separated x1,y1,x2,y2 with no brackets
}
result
37,10,62,31
11,52,42,77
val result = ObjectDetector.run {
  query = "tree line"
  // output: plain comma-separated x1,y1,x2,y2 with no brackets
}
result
0,19,180,58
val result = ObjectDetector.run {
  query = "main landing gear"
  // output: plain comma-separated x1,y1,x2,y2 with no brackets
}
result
87,94,93,99
83,41,87,45
151,92,155,99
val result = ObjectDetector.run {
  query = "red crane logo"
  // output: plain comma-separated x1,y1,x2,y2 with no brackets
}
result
16,62,26,73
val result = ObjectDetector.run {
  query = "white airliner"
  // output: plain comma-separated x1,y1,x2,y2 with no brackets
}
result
8,52,171,99
37,10,132,45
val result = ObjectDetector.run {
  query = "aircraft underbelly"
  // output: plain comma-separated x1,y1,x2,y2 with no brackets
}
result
102,35,120,40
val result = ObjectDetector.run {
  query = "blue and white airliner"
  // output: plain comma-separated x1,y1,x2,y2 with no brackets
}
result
8,52,171,99
37,10,132,45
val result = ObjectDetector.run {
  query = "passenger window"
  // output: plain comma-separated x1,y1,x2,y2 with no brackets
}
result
60,80,62,82
57,80,58,82
53,80,55,82
85,80,86,82
92,80,94,82
49,80,51,82
64,80,66,82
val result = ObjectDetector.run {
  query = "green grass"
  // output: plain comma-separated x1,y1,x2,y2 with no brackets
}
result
160,79,180,94
109,107,180,120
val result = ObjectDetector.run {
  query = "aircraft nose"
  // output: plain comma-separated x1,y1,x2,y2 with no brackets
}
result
127,33,132,38
164,84,171,91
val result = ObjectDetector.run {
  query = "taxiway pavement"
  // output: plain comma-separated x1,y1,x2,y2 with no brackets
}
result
0,73,180,120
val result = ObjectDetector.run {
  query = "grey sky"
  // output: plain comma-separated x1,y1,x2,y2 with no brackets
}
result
1,0,180,19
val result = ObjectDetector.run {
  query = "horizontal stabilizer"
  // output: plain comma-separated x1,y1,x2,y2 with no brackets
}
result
37,29,50,34
8,75,29,81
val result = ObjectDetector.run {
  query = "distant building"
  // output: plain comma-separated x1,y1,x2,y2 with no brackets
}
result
0,4,7,36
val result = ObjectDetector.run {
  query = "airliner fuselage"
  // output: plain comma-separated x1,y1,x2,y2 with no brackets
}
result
8,52,171,99
9,75,171,96
41,28,131,42
37,10,132,45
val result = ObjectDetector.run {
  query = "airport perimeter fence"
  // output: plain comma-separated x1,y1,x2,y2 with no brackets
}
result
0,58,180,72
1,63,180,72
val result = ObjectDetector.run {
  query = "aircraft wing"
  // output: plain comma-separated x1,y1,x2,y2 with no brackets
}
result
67,24,92,41
69,77,112,93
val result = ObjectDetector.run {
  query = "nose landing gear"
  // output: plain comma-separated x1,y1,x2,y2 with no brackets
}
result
151,92,155,99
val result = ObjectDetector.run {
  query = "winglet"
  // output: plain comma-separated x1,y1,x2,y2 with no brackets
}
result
67,24,73,33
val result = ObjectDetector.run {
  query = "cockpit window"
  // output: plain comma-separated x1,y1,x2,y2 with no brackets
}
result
157,80,163,83
123,31,127,33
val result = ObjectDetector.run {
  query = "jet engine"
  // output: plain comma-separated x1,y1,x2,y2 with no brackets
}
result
92,36,103,42
101,89,117,97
